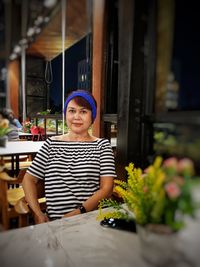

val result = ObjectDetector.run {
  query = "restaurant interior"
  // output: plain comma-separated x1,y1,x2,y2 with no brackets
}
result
0,0,200,266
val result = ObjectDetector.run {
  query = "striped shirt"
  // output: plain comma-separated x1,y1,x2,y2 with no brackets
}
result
27,137,116,219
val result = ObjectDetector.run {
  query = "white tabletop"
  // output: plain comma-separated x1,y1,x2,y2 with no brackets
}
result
0,141,44,156
0,208,199,267
0,210,146,267
18,132,32,136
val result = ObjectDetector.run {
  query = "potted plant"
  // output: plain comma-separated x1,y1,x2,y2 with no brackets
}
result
22,120,33,133
98,156,199,266
0,118,10,147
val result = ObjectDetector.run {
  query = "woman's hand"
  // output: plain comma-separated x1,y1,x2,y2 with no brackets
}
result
34,212,49,224
63,209,80,218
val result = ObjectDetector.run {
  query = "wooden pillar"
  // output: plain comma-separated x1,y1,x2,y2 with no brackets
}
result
92,0,106,137
7,60,20,118
155,0,175,112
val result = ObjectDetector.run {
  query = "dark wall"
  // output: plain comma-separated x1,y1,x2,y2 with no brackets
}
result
0,60,6,108
49,36,88,113
172,0,200,110
26,56,46,117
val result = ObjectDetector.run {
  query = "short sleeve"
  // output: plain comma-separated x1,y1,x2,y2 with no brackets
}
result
27,138,51,180
99,139,117,177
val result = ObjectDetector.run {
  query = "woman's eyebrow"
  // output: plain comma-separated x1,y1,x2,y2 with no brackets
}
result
68,106,88,110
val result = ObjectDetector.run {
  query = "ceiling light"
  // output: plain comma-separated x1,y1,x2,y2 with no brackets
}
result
13,45,21,54
27,27,35,37
9,53,17,60
43,0,57,8
35,27,41,34
34,16,44,26
19,38,28,46
44,16,50,23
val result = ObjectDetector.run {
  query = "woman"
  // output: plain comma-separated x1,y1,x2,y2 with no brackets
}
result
0,108,19,140
22,90,116,224
5,108,22,130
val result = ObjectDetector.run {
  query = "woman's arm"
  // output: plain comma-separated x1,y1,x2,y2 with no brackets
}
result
63,176,114,217
22,172,49,224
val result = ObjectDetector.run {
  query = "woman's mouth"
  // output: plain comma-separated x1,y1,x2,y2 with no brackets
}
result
73,123,82,127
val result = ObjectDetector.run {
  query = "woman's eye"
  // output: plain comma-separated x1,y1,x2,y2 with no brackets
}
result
68,109,75,113
80,110,87,114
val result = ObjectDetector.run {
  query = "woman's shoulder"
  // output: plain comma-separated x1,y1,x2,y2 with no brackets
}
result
50,135,64,141
95,138,112,147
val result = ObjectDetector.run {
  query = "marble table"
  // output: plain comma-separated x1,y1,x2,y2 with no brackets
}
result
0,141,44,175
0,208,200,267
0,141,44,156
0,210,146,267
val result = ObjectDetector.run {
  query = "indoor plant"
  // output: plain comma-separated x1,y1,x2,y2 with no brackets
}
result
22,120,33,133
0,118,10,147
98,156,197,231
98,156,198,265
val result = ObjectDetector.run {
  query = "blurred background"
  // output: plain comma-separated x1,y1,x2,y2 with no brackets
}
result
0,0,200,173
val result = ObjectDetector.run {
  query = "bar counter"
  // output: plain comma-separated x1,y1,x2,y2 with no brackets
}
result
0,208,200,267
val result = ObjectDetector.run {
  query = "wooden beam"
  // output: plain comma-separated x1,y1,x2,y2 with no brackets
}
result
8,60,20,118
92,0,106,137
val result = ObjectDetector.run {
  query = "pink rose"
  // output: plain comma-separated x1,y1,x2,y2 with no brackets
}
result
165,182,181,199
177,158,194,176
163,157,178,169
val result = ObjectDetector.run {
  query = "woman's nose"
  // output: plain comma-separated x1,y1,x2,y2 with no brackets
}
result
74,112,81,119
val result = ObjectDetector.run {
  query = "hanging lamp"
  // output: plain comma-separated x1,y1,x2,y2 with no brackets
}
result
44,60,53,109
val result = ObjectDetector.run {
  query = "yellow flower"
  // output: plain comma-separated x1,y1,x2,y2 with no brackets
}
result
0,118,9,129
0,119,10,137
98,156,197,231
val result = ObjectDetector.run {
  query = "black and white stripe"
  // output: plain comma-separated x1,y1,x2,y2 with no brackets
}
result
27,138,116,219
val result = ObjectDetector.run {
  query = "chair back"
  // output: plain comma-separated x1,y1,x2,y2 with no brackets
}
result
15,179,46,221
0,169,27,230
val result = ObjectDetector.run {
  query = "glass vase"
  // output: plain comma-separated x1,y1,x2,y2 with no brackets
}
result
0,136,7,147
137,224,179,267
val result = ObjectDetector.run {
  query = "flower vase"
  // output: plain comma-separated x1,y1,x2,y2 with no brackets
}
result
0,136,7,147
137,224,179,267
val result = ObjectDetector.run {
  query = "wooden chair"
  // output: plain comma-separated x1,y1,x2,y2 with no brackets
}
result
0,155,33,178
2,155,33,174
0,169,28,230
14,179,46,224
0,168,46,230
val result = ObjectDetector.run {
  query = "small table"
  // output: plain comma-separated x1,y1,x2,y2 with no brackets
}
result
0,141,44,175
18,132,33,140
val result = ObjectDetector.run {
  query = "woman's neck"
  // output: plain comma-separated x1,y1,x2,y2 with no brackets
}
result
66,132,92,142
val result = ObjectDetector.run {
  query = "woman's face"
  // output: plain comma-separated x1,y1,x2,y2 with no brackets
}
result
66,99,92,134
